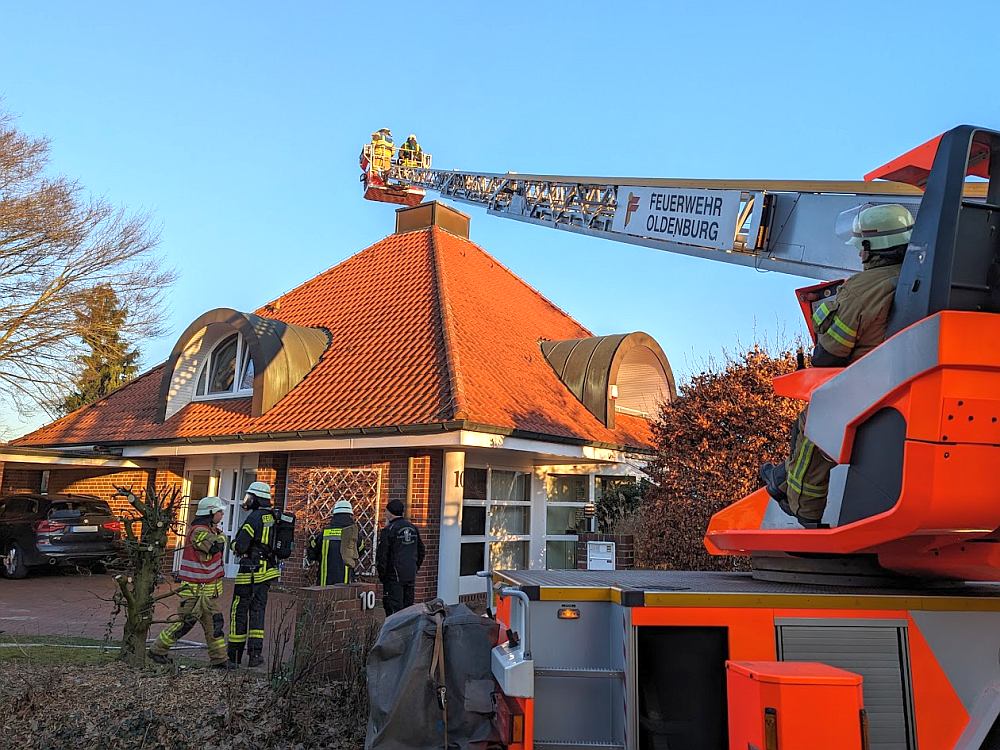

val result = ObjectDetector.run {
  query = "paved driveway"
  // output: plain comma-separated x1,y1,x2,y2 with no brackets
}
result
0,570,297,659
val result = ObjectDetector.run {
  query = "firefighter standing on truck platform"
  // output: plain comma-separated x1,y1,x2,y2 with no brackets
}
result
376,500,425,616
307,499,362,585
398,134,422,167
228,481,279,668
149,496,234,668
760,203,913,526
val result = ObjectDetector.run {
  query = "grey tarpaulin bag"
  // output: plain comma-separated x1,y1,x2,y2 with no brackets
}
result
366,599,501,749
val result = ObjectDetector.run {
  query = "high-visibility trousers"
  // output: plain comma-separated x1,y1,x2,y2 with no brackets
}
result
229,581,270,655
151,582,227,664
783,407,835,522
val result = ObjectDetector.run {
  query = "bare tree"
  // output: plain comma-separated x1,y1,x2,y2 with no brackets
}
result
108,484,181,668
0,108,174,418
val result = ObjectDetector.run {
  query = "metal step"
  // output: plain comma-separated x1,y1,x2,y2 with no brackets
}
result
534,742,625,749
535,666,625,679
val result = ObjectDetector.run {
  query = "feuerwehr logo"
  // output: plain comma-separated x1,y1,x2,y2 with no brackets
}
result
623,192,640,227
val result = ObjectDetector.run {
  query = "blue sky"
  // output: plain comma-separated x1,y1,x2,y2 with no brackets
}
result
0,1,996,436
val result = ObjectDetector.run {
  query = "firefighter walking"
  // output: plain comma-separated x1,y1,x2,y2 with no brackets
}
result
761,203,912,525
149,496,233,668
308,499,362,586
228,481,280,668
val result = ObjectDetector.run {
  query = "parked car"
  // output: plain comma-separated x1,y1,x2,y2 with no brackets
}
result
0,493,123,579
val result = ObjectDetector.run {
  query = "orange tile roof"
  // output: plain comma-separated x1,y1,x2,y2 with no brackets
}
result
16,227,653,452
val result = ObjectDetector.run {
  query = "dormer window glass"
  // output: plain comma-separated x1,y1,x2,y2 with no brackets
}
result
195,334,254,398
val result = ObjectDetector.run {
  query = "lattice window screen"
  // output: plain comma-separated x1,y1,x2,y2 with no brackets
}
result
304,468,382,576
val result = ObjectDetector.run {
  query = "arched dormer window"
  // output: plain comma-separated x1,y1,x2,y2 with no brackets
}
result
194,333,255,398
158,308,330,421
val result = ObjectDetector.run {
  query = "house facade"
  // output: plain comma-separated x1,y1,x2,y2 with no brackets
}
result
2,202,674,603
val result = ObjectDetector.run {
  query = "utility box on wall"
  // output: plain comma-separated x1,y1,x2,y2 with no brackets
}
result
586,541,615,570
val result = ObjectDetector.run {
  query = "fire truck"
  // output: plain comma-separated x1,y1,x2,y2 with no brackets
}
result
363,126,1000,749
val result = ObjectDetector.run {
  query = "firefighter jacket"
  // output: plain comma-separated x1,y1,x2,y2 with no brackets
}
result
177,517,226,597
309,513,362,586
399,139,422,166
232,506,280,585
811,255,902,363
376,517,425,584
370,137,395,173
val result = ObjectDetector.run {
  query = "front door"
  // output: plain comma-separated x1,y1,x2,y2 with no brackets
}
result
218,468,257,578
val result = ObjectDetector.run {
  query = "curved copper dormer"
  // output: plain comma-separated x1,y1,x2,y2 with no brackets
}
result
157,307,329,421
541,332,675,428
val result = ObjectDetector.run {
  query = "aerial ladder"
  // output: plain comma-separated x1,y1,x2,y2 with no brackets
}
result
362,127,1000,750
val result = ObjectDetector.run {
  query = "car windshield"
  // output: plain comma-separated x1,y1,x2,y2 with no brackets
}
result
48,500,112,518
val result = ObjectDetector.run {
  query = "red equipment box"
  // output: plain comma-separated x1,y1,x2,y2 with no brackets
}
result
726,660,866,750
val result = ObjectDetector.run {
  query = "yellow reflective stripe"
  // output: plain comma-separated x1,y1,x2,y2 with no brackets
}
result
322,528,342,538
825,325,854,348
248,629,265,638
209,637,226,650
788,437,813,492
831,314,857,337
228,633,247,643
812,302,832,327
321,536,329,585
241,523,255,539
230,595,240,637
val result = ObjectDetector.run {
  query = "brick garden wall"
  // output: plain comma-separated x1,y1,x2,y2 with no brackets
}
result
282,449,442,606
576,532,635,570
292,583,383,679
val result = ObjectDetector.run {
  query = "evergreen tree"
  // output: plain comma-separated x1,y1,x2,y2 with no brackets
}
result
56,285,140,415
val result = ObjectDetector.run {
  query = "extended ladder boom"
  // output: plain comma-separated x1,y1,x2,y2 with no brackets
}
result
387,164,986,281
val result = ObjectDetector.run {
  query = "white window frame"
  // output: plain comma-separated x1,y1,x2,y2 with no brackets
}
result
459,466,532,583
193,333,254,401
544,473,592,570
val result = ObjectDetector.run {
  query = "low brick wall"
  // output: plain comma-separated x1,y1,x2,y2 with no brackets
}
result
293,583,384,679
576,533,635,570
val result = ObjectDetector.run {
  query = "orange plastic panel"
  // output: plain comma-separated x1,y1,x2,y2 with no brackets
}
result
727,660,864,750
772,368,843,401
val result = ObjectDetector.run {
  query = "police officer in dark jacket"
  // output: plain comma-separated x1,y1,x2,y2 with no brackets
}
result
376,500,425,616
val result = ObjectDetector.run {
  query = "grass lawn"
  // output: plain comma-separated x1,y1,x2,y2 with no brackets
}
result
0,633,208,667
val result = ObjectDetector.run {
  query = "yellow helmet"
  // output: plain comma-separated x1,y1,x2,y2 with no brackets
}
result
848,203,914,252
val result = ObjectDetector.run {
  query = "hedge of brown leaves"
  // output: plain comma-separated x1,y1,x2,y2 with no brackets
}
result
637,346,800,571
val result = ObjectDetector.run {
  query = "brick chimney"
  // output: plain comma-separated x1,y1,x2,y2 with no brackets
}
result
395,201,470,239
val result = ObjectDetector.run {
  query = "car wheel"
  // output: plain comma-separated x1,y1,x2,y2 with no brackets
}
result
3,543,28,579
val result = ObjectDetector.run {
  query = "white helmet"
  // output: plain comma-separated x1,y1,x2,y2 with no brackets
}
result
245,481,271,501
839,203,915,252
333,499,354,515
196,496,226,517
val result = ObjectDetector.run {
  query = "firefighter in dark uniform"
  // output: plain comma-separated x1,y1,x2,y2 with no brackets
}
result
307,499,362,585
228,481,280,668
376,500,425,616
761,203,913,525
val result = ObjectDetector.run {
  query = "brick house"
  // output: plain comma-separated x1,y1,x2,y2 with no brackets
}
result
2,202,673,603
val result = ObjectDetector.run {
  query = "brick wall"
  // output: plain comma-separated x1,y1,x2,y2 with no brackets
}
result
0,462,43,494
257,452,289,508
282,449,442,604
293,583,383,678
576,532,635,570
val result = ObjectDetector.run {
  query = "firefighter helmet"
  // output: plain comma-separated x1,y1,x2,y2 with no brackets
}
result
196,496,226,517
847,203,914,252
245,481,271,500
333,499,354,515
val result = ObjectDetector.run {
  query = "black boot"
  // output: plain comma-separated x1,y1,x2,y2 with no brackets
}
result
759,462,788,502
227,643,244,667
211,660,239,670
148,649,172,666
247,649,264,668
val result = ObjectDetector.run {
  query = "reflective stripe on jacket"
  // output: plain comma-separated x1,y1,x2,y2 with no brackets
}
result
177,521,225,584
815,261,901,362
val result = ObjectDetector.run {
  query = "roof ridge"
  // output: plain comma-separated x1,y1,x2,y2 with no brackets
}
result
435,227,595,338
427,228,468,421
